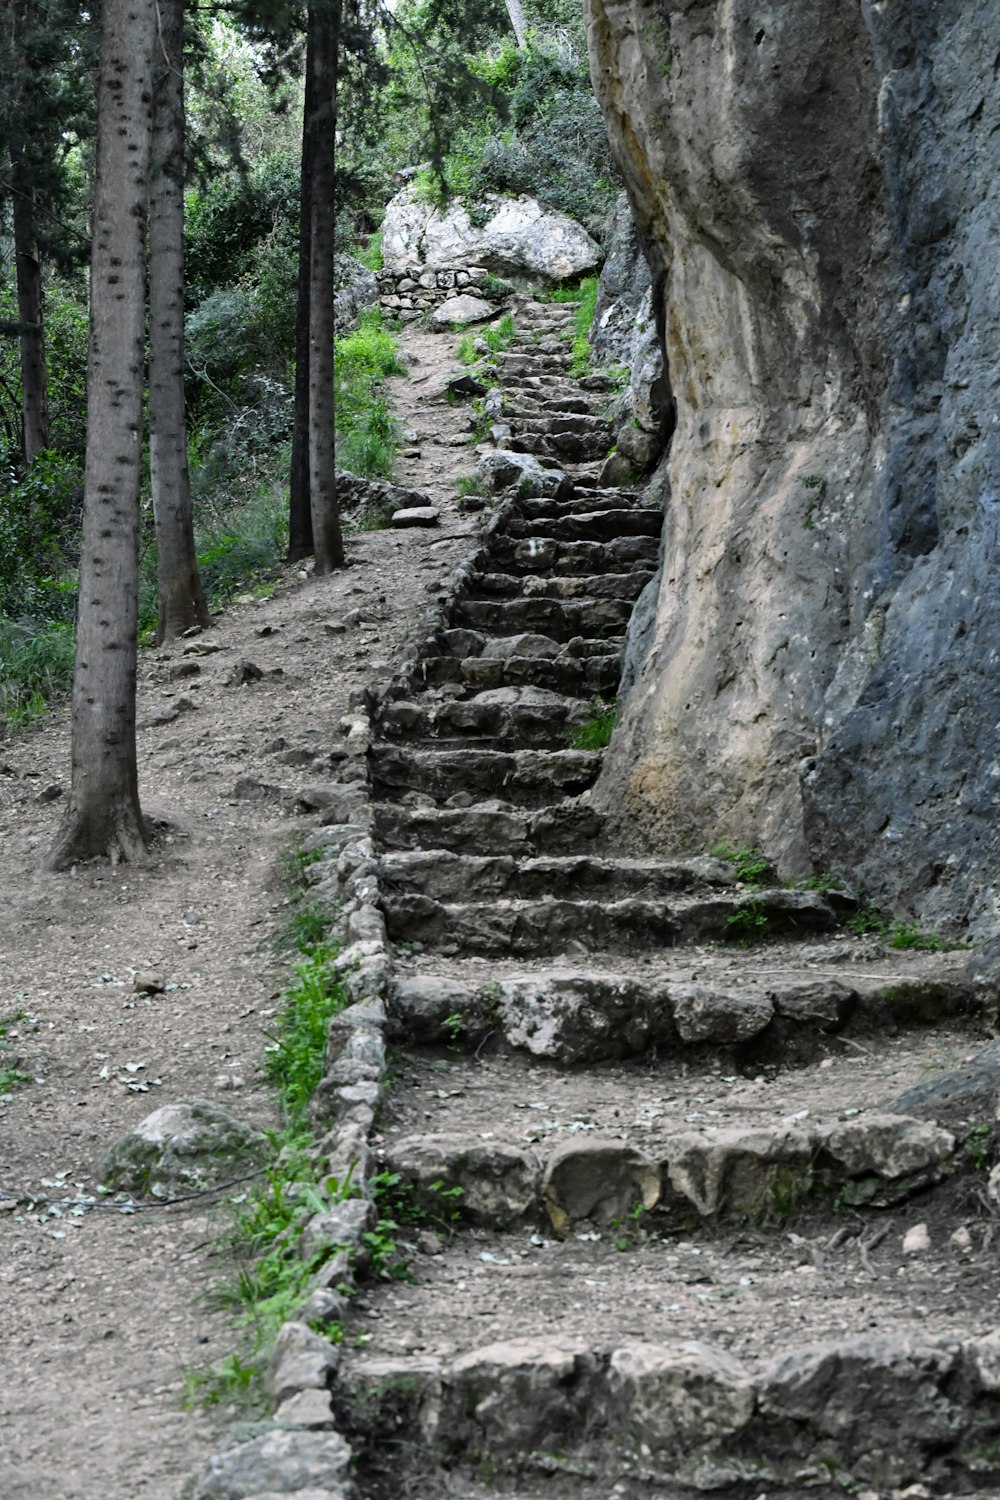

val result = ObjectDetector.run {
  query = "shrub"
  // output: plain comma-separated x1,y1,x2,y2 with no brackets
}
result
334,308,405,479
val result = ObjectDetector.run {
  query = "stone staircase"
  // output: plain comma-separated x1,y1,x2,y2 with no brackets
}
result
334,301,1000,1499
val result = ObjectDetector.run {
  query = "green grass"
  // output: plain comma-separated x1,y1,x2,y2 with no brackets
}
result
334,307,405,479
568,276,599,377
710,842,772,887
456,312,517,366
571,701,617,750
0,617,75,726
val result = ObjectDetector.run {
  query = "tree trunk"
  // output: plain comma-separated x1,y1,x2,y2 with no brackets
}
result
47,0,156,870
504,0,528,48
11,158,50,464
307,0,343,575
149,0,209,643
287,3,317,563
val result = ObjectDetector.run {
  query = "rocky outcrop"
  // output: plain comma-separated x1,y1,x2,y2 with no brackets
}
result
381,187,601,287
333,254,378,333
584,0,1000,938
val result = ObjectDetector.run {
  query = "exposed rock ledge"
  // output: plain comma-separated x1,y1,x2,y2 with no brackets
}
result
585,0,1000,940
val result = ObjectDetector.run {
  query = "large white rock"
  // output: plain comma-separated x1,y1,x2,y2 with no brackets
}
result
429,295,495,328
381,188,600,286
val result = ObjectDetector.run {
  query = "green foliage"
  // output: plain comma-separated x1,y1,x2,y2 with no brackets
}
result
965,1123,995,1173
845,904,890,937
182,1352,263,1414
725,900,772,945
710,842,772,887
0,617,75,726
571,701,617,750
888,920,956,953
334,308,405,479
0,450,82,619
264,945,348,1135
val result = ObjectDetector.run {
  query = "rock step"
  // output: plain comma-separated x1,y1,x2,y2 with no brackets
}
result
380,887,840,956
511,413,613,437
490,534,658,576
467,570,653,603
376,689,594,748
515,490,643,517
378,850,736,903
495,353,572,377
373,798,606,857
340,1323,1000,1497
410,648,622,697
506,394,608,418
382,1109,958,1231
508,430,611,462
374,798,605,858
423,626,623,662
370,745,602,807
388,959,984,1060
451,595,634,640
504,509,662,542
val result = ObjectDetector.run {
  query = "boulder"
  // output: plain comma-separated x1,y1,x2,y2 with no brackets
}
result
97,1100,266,1196
178,1430,354,1500
430,295,495,328
381,188,600,287
476,449,572,499
607,1341,754,1456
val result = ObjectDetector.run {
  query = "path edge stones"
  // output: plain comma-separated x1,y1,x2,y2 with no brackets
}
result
177,529,509,1499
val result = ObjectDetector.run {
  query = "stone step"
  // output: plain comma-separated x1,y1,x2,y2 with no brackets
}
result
467,570,653,603
451,594,634,640
370,745,602,807
374,798,605,857
378,851,736,904
496,353,572,377
340,1314,1000,1497
412,649,623,697
507,394,607,418
512,413,613,438
490,534,659,576
516,490,643,518
423,627,623,660
505,509,662,543
376,687,594,748
508,430,611,463
382,1111,957,1232
381,887,840,956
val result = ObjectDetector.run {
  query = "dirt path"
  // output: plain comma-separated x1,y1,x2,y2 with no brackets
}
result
0,324,477,1499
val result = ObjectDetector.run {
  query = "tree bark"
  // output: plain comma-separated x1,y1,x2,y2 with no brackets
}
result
287,3,318,563
149,0,209,643
11,166,50,465
47,0,156,870
503,0,528,48
307,0,343,574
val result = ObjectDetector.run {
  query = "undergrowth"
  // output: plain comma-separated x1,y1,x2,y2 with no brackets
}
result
456,312,517,366
568,276,599,377
334,306,405,477
187,846,352,1408
571,700,617,750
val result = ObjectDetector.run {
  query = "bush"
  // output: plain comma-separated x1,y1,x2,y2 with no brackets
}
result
0,451,82,619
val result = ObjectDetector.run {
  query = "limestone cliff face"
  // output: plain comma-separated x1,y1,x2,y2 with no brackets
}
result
585,0,1000,937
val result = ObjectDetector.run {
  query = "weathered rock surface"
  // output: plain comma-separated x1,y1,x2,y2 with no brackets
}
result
178,1429,354,1499
381,187,600,286
97,1100,265,1195
429,295,495,328
333,254,378,334
585,0,1000,938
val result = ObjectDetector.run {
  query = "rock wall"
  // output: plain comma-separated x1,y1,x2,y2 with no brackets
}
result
585,0,1000,939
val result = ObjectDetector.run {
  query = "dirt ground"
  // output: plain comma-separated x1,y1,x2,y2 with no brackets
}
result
0,325,475,1500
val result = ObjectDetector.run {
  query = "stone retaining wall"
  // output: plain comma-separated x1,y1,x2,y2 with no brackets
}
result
377,264,506,321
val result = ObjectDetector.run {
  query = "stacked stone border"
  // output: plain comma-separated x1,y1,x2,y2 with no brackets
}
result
377,263,508,322
177,514,512,1500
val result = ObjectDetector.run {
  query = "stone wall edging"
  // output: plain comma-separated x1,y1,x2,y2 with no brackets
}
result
177,514,510,1500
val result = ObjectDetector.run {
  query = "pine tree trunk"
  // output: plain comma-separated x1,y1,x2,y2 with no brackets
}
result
307,0,343,575
504,0,528,48
11,159,50,464
149,0,209,643
288,7,317,563
46,0,156,870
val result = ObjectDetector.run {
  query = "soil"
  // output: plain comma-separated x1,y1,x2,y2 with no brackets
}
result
0,324,477,1500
